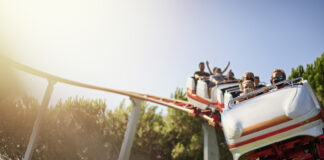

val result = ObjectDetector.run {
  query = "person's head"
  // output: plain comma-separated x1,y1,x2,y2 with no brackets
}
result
242,72,254,82
215,68,222,75
271,69,286,85
242,80,255,94
199,62,205,72
227,70,234,78
254,76,260,86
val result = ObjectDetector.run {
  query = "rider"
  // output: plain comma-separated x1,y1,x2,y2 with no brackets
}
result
237,80,256,102
209,68,225,86
239,72,255,90
271,69,288,89
206,61,230,85
242,72,255,82
194,62,210,80
206,61,230,76
225,70,236,82
254,76,265,90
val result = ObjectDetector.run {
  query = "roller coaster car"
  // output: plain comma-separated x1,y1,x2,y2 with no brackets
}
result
221,78,324,160
186,77,239,111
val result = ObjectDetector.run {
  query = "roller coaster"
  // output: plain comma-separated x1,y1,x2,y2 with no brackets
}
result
5,58,324,160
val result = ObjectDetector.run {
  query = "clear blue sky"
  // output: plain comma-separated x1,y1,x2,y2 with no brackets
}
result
0,0,323,110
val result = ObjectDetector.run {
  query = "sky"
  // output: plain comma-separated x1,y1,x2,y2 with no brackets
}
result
0,0,323,112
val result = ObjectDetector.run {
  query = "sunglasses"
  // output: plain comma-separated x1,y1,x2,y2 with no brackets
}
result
245,77,254,82
274,75,285,81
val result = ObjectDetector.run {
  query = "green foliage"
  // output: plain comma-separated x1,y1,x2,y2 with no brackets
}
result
3,53,323,159
0,58,35,159
132,104,165,159
0,89,197,159
0,96,39,160
0,56,233,159
0,83,231,159
289,53,324,106
165,88,204,160
167,88,232,160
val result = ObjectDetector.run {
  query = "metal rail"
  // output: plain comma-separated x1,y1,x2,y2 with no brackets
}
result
4,57,219,160
7,58,219,125
8,58,196,114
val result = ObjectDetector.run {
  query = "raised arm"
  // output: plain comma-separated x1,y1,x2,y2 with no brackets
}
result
221,61,231,74
206,61,213,75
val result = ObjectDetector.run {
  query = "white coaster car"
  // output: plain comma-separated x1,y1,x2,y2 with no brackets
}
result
186,77,239,111
221,79,323,160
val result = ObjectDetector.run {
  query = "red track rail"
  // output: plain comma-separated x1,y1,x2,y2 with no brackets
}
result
6,58,219,127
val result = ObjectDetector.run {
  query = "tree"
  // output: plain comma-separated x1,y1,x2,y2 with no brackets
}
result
166,88,232,160
0,58,232,159
289,53,324,106
165,88,204,160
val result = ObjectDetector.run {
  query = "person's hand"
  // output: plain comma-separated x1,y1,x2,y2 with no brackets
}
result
263,88,270,93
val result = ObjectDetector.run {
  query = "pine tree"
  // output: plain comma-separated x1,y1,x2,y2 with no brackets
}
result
289,53,324,106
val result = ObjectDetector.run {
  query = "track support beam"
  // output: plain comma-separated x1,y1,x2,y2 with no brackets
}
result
23,80,55,160
118,98,142,160
203,123,220,160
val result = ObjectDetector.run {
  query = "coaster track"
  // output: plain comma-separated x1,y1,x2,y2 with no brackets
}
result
7,58,219,127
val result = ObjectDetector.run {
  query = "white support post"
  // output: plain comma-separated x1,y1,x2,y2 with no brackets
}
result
23,80,55,160
203,123,220,160
118,98,142,160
